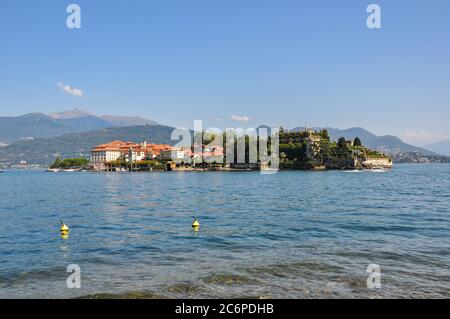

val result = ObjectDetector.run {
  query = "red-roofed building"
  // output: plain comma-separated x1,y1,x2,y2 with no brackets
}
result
90,140,126,165
90,140,225,169
90,140,147,168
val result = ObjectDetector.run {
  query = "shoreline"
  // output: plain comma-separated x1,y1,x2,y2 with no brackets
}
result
43,167,392,173
2,161,448,171
0,166,397,173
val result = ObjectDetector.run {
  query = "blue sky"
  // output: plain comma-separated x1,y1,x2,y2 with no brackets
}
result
0,0,449,145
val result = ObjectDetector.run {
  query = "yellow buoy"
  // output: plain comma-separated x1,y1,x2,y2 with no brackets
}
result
60,219,69,232
192,217,200,229
60,232,69,239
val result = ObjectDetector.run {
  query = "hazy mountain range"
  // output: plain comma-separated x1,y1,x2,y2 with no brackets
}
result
424,140,450,156
0,109,158,143
0,109,448,166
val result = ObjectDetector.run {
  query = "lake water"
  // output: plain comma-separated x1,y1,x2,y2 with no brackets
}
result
0,164,449,298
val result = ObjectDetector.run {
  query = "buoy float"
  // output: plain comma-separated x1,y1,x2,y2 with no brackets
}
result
60,219,69,233
192,217,200,230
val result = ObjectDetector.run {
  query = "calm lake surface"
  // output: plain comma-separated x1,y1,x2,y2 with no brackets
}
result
0,164,449,298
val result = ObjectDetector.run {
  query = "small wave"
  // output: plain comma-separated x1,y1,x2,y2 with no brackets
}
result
0,265,66,288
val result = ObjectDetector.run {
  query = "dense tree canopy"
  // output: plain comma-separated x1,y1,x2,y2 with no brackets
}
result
337,137,347,149
50,157,89,169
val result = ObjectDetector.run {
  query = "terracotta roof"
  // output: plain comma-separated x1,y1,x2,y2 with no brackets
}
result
91,140,224,158
91,140,175,155
92,140,143,152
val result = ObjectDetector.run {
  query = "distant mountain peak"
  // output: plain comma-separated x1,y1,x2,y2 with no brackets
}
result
48,108,92,119
47,109,158,126
0,110,159,143
18,112,48,118
99,115,158,126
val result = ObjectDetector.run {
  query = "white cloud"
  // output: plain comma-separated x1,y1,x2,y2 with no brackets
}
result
215,118,223,122
230,114,250,122
57,82,83,97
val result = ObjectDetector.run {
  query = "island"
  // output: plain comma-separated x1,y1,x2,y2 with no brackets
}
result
47,128,392,172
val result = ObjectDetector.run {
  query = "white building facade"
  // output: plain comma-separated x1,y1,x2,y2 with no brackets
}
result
90,149,122,164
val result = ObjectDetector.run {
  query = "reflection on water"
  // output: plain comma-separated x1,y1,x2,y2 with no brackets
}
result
0,164,449,298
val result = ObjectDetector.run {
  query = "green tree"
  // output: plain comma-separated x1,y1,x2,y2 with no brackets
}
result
50,157,62,169
337,137,347,149
319,129,330,141
51,157,88,169
353,137,362,147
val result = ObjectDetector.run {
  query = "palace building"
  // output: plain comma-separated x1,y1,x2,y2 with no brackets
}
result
90,140,175,170
90,139,225,170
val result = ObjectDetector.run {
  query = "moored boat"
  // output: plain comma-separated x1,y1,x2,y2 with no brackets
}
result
365,166,388,172
345,169,363,173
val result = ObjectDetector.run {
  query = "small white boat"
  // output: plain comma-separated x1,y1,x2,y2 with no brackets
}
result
45,168,61,172
345,169,363,173
260,167,279,173
365,166,387,172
